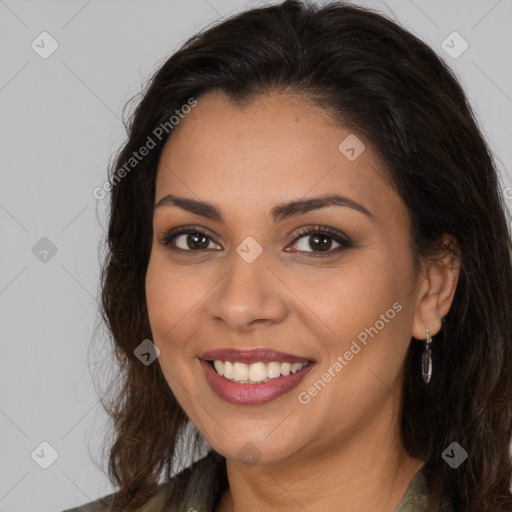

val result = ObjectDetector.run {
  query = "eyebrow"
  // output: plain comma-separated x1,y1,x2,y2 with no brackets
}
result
153,193,373,223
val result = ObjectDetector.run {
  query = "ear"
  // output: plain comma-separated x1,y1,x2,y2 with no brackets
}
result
411,235,461,340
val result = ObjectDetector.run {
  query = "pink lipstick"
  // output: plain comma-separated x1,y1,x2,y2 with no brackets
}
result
199,348,315,405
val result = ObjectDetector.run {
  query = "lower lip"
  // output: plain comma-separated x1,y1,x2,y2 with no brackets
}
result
200,359,315,405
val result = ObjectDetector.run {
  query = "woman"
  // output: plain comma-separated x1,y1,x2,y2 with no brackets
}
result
64,1,512,510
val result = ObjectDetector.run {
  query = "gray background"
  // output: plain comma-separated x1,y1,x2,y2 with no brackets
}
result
1,0,511,511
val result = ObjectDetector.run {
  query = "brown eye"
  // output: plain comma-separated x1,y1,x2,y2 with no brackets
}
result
159,226,221,253
315,235,335,251
295,233,341,252
159,224,352,258
175,232,211,250
286,225,352,257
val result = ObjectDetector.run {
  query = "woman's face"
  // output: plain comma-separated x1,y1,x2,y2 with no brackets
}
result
145,91,422,465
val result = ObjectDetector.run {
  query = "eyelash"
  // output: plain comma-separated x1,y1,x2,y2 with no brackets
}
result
158,224,353,258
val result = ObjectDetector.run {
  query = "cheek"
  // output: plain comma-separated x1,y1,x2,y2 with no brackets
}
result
145,254,207,416
305,257,398,338
145,252,200,355
313,250,413,380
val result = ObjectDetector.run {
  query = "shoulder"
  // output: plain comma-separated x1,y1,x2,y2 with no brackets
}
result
394,468,453,512
61,494,114,512
60,481,170,512
60,450,224,512
394,469,429,511
60,489,165,512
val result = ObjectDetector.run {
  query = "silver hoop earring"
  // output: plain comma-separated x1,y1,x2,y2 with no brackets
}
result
422,328,432,385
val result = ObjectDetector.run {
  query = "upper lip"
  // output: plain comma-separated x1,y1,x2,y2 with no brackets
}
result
199,348,314,364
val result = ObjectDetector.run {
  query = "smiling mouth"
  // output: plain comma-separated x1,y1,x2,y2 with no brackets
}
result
207,360,313,384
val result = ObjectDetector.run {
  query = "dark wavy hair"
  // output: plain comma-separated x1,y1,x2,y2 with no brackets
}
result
94,0,512,510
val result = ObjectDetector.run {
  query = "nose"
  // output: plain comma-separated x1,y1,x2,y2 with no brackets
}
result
206,249,289,332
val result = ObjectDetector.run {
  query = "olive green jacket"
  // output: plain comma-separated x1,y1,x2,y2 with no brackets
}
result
62,454,436,512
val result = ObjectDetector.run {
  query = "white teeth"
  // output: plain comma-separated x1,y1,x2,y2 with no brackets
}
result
290,362,303,373
280,362,291,376
213,360,224,376
233,362,249,381
223,361,234,379
249,362,267,382
211,360,308,383
267,361,281,379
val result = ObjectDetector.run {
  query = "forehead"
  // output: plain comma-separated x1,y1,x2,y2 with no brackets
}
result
155,92,405,229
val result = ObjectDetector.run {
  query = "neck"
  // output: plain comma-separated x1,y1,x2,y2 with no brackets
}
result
215,396,425,512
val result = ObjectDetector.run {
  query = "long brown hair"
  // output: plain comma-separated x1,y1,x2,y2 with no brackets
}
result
94,1,512,510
